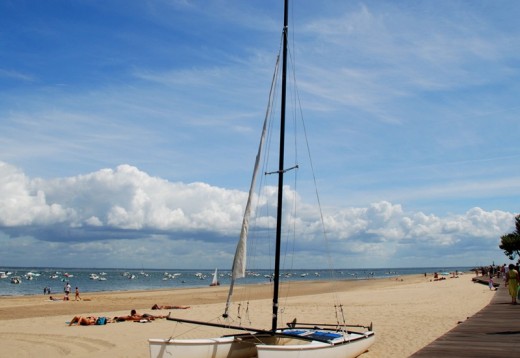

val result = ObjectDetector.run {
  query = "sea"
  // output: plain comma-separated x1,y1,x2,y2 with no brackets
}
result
0,266,473,297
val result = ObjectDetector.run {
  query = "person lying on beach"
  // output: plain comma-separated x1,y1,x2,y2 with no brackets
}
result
151,304,190,310
114,309,167,322
68,316,111,326
432,272,446,281
49,296,61,301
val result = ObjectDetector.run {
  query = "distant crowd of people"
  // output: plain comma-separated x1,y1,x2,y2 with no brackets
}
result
474,264,510,278
475,262,519,305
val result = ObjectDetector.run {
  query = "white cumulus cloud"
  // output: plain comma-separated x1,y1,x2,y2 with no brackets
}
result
0,162,515,268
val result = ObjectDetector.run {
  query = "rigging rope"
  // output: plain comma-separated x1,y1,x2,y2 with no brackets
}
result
278,18,349,320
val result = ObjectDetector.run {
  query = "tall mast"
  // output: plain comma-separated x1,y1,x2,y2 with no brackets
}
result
272,0,289,332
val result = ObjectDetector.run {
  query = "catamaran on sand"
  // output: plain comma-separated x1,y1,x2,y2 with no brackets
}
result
149,1,375,357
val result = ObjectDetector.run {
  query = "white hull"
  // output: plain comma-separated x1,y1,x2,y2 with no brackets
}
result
149,336,257,358
257,331,375,358
149,329,374,358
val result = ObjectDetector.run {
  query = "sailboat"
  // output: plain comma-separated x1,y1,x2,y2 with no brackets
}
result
148,1,375,357
210,268,220,286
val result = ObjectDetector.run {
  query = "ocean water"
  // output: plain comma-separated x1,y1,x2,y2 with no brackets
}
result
0,266,472,297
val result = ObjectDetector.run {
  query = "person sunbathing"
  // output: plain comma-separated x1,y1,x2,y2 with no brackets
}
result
114,309,167,322
69,316,97,326
69,316,111,326
151,304,190,310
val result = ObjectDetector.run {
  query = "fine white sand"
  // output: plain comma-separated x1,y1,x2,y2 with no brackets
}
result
0,272,494,357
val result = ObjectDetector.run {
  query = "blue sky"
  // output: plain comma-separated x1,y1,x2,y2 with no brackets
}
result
0,0,519,270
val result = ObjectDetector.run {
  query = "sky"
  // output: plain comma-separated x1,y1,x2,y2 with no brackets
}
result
0,0,519,270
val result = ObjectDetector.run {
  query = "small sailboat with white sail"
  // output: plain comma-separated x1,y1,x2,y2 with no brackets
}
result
210,268,220,286
149,1,375,357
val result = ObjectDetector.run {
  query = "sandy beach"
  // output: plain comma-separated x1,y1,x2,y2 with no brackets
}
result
0,272,494,357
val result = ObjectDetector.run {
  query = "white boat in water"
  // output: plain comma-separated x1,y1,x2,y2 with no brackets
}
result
149,1,375,357
209,268,220,286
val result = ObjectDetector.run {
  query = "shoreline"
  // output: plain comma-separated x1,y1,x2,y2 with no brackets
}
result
0,275,417,320
0,266,473,297
0,272,494,357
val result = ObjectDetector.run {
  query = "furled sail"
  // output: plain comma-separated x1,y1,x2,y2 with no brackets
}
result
223,55,280,317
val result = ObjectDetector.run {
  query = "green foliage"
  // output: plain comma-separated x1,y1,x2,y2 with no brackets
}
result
499,215,520,260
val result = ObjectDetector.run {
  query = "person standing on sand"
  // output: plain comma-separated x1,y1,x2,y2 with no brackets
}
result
63,282,71,300
75,287,81,301
505,263,518,304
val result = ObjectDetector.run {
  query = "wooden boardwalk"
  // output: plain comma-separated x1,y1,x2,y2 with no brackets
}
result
410,277,520,357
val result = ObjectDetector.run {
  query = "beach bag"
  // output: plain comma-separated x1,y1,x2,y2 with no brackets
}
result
96,317,107,325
